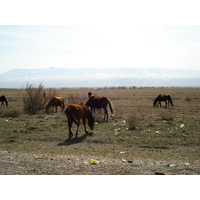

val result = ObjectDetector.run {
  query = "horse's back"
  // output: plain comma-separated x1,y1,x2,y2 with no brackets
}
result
65,103,87,120
87,96,108,107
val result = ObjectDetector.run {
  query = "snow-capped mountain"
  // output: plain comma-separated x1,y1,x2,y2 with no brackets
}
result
0,67,199,88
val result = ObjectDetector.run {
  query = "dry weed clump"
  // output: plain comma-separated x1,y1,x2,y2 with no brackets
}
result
22,83,45,114
0,107,20,118
126,113,139,130
160,111,174,122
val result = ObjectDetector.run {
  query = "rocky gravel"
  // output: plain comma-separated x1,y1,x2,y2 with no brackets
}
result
1,151,199,175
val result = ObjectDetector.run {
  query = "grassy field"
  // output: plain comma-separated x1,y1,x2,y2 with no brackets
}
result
0,87,200,175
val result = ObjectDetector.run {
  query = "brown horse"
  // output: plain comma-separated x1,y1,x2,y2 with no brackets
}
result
64,103,95,138
45,96,65,112
86,92,113,121
153,94,174,108
0,95,8,107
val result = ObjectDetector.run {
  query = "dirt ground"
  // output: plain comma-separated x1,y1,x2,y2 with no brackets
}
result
0,87,200,175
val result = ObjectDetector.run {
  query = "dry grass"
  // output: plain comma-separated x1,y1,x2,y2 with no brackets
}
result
0,87,200,175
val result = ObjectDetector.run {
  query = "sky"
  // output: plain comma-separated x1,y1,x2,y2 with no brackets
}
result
1,1,200,75
1,25,200,74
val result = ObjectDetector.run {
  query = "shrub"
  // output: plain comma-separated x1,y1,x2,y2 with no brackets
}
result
126,113,139,130
160,112,174,121
22,83,46,114
0,107,20,118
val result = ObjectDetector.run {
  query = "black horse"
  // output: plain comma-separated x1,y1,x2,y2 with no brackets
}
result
0,95,8,107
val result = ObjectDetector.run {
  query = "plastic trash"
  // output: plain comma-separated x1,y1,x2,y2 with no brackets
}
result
89,159,102,165
180,124,184,128
185,163,190,166
163,163,170,167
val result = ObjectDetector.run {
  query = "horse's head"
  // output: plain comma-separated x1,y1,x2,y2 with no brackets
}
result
88,92,92,98
87,110,95,130
153,101,157,107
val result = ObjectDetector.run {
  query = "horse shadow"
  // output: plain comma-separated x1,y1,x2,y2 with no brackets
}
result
57,132,93,146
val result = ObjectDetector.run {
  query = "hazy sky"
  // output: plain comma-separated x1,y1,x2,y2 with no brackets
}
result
1,25,200,74
1,0,200,74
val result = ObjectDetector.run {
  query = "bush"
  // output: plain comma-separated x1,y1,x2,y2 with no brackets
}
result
160,111,174,121
126,113,139,130
0,107,20,118
22,83,46,114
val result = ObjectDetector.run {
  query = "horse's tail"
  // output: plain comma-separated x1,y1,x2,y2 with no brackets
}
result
62,102,65,110
168,95,174,106
107,98,114,114
65,107,78,125
61,98,65,110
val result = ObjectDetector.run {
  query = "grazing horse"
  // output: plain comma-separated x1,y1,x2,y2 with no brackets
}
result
64,103,95,139
153,94,174,108
0,95,8,107
45,96,65,112
86,92,113,121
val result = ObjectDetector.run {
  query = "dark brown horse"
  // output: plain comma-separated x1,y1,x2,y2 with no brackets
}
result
86,92,113,121
153,94,174,108
64,103,95,138
0,95,8,107
45,96,65,112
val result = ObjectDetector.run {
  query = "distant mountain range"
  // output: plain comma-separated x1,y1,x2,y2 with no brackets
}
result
0,67,199,88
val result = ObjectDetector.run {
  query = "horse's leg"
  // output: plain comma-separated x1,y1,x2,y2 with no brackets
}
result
68,118,73,138
91,107,95,118
165,100,167,108
75,120,80,137
103,108,108,122
82,117,88,134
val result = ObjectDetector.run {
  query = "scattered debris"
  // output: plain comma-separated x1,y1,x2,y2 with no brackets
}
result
155,172,165,175
89,159,102,165
155,131,160,134
180,124,184,128
163,163,170,167
169,164,179,167
185,163,190,166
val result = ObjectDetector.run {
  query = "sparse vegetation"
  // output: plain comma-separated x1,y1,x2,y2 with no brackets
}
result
22,83,45,114
0,107,20,118
0,87,200,175
126,113,139,130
